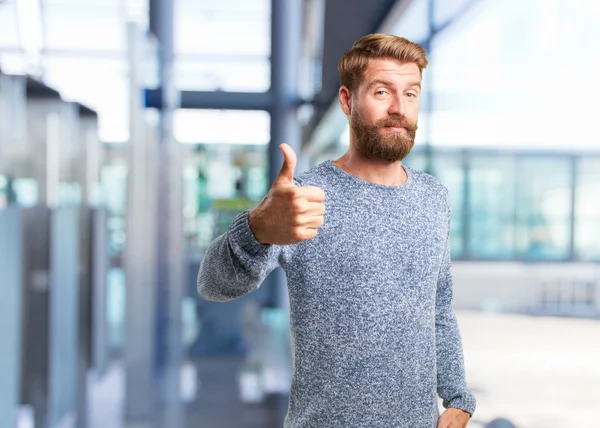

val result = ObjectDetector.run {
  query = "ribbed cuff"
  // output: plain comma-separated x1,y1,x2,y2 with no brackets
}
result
228,209,272,257
446,394,476,417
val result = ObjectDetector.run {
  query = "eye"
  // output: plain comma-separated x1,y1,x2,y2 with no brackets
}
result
405,92,417,98
375,90,388,96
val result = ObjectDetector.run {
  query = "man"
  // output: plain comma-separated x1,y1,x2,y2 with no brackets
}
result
198,33,476,428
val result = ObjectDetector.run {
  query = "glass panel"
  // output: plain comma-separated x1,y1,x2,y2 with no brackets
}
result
433,0,482,28
468,156,517,258
576,158,600,260
42,56,129,142
174,109,270,145
182,144,268,253
0,209,22,427
430,153,465,257
390,0,430,43
515,157,572,260
0,175,6,208
12,178,38,207
45,1,126,51
0,2,20,47
49,207,79,425
176,58,270,92
175,0,271,92
177,0,271,56
426,0,600,151
403,151,427,171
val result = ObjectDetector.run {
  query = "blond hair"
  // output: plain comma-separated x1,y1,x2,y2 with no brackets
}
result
338,34,428,91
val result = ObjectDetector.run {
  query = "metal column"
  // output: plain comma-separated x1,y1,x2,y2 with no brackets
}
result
150,0,185,425
0,208,23,428
124,23,157,422
268,0,303,310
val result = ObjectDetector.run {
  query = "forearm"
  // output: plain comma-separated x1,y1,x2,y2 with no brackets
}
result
435,192,476,416
197,209,281,302
436,308,476,416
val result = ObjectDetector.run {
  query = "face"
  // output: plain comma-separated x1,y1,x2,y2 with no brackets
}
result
340,58,421,163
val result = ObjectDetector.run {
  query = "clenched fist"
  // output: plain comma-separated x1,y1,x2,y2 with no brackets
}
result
248,143,326,245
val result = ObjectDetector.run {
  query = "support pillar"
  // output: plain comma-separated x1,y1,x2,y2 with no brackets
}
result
268,0,303,310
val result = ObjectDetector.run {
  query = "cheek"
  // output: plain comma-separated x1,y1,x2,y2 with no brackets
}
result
356,107,379,125
407,103,419,121
368,106,389,123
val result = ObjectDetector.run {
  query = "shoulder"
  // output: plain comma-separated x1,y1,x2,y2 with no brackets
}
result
406,165,449,199
405,165,450,215
292,160,332,188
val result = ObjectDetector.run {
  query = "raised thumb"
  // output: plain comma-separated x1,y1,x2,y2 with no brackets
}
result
275,143,297,185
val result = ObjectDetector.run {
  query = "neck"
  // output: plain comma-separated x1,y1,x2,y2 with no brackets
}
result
333,143,407,186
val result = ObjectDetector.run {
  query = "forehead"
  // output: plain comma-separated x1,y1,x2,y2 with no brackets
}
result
361,58,421,86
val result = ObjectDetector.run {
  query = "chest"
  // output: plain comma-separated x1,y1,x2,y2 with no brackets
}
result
284,191,448,299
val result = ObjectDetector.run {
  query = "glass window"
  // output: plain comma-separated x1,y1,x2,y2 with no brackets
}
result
0,174,7,208
433,0,486,29
425,0,600,151
575,158,600,261
182,144,269,253
42,56,128,142
176,0,271,92
176,57,270,92
0,2,20,47
390,0,430,43
430,153,465,257
45,1,126,51
468,156,517,258
403,150,427,171
174,109,270,145
515,157,572,260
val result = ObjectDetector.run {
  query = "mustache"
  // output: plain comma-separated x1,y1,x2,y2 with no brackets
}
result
375,117,417,132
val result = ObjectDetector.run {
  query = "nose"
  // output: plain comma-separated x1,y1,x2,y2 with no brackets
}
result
388,93,406,117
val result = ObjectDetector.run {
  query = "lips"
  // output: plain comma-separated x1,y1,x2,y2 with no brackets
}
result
377,118,415,132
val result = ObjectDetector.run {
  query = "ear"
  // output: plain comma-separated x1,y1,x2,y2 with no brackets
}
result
339,86,352,116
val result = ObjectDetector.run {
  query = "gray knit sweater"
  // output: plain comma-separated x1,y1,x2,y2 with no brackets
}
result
197,159,476,427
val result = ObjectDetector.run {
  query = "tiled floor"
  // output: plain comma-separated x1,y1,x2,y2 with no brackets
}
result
458,311,600,428
86,356,287,428
186,356,288,428
88,310,600,428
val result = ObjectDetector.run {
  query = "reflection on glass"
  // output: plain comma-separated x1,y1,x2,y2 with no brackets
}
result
403,151,426,171
174,109,270,145
0,175,7,208
182,144,268,253
468,156,517,258
430,153,465,257
516,157,571,260
12,178,39,207
576,158,600,261
176,58,270,92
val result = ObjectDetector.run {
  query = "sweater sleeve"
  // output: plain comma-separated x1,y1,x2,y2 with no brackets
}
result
435,197,477,416
197,208,283,302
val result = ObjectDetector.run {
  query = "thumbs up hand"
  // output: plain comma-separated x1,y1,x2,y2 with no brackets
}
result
248,144,326,245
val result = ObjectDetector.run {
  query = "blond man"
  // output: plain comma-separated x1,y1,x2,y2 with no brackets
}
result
198,34,476,428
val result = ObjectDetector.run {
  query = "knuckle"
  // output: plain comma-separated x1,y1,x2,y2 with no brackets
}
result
291,215,304,227
291,228,304,241
292,199,306,213
286,188,298,202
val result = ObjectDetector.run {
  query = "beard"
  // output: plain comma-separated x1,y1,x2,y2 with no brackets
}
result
350,111,418,163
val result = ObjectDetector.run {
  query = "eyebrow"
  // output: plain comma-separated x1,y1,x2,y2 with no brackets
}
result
367,79,393,90
407,81,422,90
366,79,422,90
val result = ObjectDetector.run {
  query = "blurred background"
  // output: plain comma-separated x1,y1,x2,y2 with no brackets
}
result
0,0,599,427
